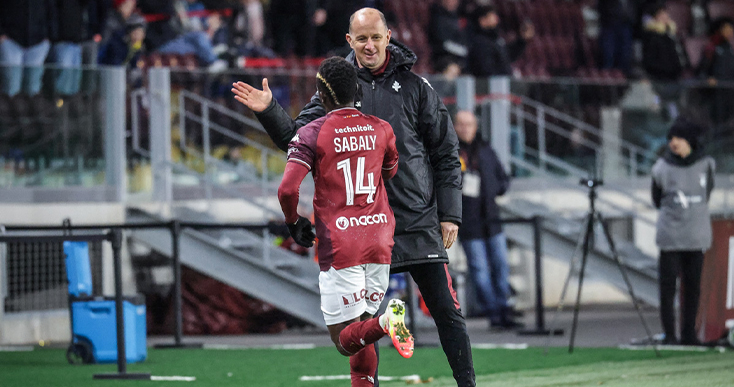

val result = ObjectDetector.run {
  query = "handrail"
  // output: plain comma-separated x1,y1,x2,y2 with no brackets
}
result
518,96,658,164
180,90,266,133
521,147,590,177
163,161,284,219
510,156,656,227
182,111,272,152
512,101,650,177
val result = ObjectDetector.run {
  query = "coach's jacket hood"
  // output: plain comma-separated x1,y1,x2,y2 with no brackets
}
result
255,40,462,269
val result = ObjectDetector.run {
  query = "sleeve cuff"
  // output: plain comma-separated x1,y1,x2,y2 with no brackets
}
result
436,187,462,226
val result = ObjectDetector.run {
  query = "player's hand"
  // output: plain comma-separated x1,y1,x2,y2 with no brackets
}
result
287,216,316,248
231,78,273,113
440,221,458,249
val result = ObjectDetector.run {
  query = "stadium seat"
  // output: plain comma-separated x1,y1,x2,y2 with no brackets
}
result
684,36,709,70
666,0,693,36
707,0,734,20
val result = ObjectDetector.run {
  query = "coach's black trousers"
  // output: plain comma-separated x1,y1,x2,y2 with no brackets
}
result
406,263,476,386
659,250,704,344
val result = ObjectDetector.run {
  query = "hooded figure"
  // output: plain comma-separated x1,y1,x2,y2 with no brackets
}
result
651,117,715,346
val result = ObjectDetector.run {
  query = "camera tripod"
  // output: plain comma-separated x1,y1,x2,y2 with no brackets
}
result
545,179,660,357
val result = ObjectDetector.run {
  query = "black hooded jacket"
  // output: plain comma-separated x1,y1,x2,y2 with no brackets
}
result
467,26,525,77
255,40,463,269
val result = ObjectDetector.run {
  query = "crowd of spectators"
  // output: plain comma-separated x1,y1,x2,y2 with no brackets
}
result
1,1,734,96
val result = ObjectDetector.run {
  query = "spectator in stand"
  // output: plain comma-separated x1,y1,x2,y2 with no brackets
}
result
0,0,56,97
268,0,316,58
98,13,146,87
642,3,687,121
698,17,734,124
313,0,363,57
102,0,139,44
467,5,533,77
428,0,468,77
454,110,521,330
230,0,275,59
699,18,734,83
598,0,637,75
642,4,686,81
137,0,227,72
49,0,104,97
99,13,147,67
205,12,229,59
176,0,207,32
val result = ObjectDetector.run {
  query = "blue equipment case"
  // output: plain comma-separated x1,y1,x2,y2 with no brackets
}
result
64,241,147,364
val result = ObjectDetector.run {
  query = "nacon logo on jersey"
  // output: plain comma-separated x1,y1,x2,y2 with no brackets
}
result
335,213,388,230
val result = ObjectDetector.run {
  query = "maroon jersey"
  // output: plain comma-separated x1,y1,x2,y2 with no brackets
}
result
287,107,399,271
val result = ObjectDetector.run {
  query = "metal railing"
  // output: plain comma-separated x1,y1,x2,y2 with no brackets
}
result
129,81,313,215
1,220,273,348
2,215,557,339
509,96,659,178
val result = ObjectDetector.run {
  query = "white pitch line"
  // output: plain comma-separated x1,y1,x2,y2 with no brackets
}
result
618,344,718,352
151,376,197,382
0,346,34,352
203,343,317,350
473,343,529,350
300,374,421,382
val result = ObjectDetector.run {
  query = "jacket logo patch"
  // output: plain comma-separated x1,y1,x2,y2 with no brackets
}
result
291,133,300,143
392,81,401,92
355,101,361,108
421,77,433,89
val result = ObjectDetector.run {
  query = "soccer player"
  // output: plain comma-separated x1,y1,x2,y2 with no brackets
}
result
277,56,413,386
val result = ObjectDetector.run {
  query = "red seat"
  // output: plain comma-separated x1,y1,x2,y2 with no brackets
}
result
707,0,734,20
684,36,709,70
666,0,692,36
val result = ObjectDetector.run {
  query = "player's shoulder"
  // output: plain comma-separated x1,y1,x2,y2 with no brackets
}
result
358,111,391,131
299,114,329,133
293,115,329,142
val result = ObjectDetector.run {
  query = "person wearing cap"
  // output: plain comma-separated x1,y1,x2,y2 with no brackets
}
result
98,13,146,68
651,117,715,346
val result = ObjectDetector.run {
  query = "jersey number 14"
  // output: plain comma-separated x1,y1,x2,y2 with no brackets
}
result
337,157,376,205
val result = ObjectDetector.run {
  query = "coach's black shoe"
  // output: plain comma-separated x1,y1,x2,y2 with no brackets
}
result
680,336,701,346
660,335,678,345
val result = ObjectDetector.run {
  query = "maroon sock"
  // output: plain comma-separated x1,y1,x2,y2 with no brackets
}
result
339,317,386,355
350,343,377,386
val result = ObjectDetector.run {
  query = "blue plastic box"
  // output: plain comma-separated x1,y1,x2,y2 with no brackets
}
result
64,241,147,364
71,298,147,363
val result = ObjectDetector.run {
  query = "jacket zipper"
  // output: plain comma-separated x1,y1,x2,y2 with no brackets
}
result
371,81,376,114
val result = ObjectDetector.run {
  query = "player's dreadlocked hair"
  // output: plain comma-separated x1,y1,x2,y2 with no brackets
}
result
316,56,357,106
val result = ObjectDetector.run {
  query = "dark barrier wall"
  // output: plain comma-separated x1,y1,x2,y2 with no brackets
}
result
698,217,734,342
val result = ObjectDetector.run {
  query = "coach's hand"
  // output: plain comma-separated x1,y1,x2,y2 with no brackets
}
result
287,216,316,248
441,221,458,249
231,78,273,113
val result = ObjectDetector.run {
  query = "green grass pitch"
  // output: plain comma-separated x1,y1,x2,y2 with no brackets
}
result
1,345,732,386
